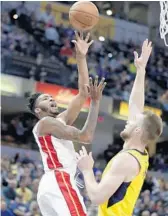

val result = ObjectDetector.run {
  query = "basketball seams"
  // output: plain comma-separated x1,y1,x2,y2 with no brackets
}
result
69,9,99,19
69,13,95,27
69,14,92,29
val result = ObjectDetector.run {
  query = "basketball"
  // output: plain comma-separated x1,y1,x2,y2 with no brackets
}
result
69,1,99,31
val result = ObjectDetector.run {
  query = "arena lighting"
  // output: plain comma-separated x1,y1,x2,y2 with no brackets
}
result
106,9,112,16
99,36,105,42
13,14,18,19
108,53,113,58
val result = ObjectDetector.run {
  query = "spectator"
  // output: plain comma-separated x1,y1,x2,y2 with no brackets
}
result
141,210,150,216
30,179,40,200
15,118,27,143
63,25,75,40
39,4,55,26
151,213,158,216
67,52,77,69
142,174,154,192
95,170,102,183
29,201,41,216
39,68,47,83
2,12,12,33
159,90,168,111
60,39,73,57
104,144,114,163
1,197,15,216
128,59,136,75
44,23,59,44
9,196,31,216
91,39,102,54
2,179,17,205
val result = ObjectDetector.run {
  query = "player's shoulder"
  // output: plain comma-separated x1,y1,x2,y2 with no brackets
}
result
110,152,140,176
38,116,66,135
40,116,65,125
36,116,57,135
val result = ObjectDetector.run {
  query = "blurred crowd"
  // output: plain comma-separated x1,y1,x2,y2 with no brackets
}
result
1,152,168,216
1,154,42,216
1,2,168,110
1,114,37,148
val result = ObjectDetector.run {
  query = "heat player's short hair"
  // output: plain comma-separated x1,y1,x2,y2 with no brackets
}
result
27,92,42,114
142,110,163,143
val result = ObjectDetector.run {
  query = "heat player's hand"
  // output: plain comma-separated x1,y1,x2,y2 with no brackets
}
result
89,76,106,102
80,76,106,100
72,31,94,57
134,39,152,70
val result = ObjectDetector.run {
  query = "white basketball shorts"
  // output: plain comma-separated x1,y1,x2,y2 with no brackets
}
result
37,170,87,216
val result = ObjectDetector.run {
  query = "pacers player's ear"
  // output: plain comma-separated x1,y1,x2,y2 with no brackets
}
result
135,127,141,133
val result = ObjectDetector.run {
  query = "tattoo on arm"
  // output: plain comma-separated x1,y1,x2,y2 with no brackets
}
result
40,101,99,144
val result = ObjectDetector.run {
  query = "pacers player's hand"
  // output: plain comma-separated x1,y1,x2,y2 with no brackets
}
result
134,39,152,70
76,146,94,173
89,76,106,102
72,31,94,57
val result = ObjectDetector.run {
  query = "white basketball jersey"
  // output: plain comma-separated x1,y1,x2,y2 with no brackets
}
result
33,118,77,176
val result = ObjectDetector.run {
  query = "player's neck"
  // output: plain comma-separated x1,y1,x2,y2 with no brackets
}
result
39,113,56,119
123,137,145,153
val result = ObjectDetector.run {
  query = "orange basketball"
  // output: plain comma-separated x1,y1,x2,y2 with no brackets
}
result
69,1,99,31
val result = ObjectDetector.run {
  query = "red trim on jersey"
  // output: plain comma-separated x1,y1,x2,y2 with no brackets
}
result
55,170,86,216
38,135,63,169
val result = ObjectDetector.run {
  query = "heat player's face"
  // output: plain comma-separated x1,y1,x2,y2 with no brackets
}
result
120,114,144,141
36,94,59,117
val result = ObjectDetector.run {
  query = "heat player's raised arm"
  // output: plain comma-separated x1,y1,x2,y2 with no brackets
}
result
38,116,91,144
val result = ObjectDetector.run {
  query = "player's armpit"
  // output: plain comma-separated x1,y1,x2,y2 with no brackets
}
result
91,153,140,204
38,116,91,144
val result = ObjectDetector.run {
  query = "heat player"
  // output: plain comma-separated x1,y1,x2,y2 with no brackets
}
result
27,31,106,216
76,39,163,216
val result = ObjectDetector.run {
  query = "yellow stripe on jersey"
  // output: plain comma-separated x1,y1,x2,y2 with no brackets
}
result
98,149,149,216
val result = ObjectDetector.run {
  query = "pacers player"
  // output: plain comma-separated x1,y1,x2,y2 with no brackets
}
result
27,31,106,216
76,39,163,216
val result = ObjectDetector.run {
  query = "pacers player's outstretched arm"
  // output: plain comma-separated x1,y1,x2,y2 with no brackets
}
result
39,77,106,144
59,31,94,126
76,147,139,204
128,39,152,121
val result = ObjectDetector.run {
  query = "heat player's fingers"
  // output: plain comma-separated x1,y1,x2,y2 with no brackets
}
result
89,77,94,91
98,77,105,89
88,40,94,46
75,152,80,160
82,146,87,155
79,150,85,156
75,31,80,40
80,31,84,40
85,32,90,42
148,41,152,47
89,152,93,158
94,75,98,87
100,82,107,92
